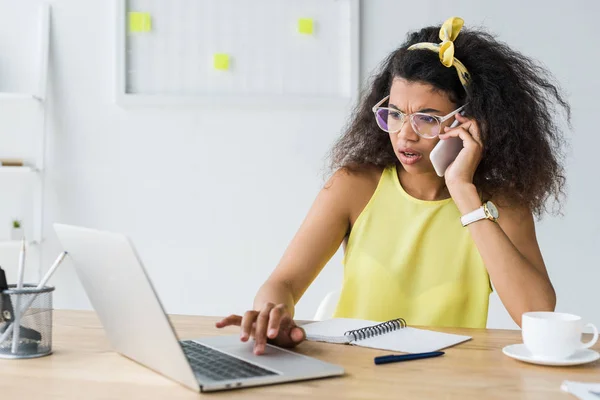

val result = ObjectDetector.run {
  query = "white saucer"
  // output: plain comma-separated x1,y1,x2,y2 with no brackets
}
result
502,344,600,366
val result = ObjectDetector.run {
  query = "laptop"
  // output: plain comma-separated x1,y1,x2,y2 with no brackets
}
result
53,223,344,392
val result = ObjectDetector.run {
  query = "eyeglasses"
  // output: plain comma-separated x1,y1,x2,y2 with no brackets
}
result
372,95,467,139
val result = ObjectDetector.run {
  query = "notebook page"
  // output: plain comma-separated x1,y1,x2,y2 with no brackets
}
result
355,327,471,353
561,381,600,400
303,318,379,344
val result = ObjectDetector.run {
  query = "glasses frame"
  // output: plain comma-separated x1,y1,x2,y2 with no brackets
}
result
372,95,468,139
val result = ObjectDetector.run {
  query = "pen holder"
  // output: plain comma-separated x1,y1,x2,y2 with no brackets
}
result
0,284,54,359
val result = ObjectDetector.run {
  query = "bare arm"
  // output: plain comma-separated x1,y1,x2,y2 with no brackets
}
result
451,185,555,326
217,168,377,353
441,113,556,327
253,171,356,314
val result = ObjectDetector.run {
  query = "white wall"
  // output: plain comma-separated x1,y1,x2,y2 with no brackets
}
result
2,0,349,321
0,0,597,329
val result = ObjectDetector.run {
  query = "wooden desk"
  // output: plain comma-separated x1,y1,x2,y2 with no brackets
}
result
0,310,598,399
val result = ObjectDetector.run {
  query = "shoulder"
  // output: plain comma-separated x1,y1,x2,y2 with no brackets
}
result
324,164,383,194
323,164,385,223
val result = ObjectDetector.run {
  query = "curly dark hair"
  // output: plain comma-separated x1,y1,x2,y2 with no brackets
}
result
329,23,570,216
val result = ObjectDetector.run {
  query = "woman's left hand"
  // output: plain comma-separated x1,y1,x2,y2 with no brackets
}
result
438,113,483,190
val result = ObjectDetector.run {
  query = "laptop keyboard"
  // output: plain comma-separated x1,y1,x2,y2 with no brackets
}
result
181,340,278,382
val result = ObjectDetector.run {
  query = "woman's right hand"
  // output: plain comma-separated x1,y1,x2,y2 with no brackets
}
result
215,302,306,355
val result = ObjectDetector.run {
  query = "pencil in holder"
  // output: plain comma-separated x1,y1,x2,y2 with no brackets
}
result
0,284,55,359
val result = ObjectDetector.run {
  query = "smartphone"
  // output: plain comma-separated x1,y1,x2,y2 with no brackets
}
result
430,118,463,177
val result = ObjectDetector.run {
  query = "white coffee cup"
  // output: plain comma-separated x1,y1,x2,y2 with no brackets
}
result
522,312,598,360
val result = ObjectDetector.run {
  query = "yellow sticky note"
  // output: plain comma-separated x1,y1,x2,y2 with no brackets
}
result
298,18,314,35
213,54,230,71
129,12,152,33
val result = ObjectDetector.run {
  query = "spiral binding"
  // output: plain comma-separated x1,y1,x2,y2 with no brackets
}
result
344,318,407,342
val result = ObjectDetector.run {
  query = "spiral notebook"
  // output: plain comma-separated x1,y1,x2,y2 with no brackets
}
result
302,318,471,354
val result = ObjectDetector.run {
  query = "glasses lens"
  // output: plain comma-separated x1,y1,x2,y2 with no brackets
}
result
412,114,441,138
375,108,403,133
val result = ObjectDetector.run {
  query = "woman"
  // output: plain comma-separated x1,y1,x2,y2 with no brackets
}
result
217,17,569,355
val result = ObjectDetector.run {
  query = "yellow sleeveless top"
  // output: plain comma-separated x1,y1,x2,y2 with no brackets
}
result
333,166,491,328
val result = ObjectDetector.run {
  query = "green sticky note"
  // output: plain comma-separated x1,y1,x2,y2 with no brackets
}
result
129,12,152,33
298,18,314,35
213,54,230,71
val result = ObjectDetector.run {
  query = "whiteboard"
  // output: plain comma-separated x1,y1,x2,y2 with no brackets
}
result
116,0,360,106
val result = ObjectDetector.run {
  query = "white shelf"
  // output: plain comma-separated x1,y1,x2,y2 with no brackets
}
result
0,3,50,279
0,166,39,173
0,1,48,103
0,93,40,101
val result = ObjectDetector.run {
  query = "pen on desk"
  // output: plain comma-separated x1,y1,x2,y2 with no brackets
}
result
11,238,27,353
374,351,445,365
0,251,68,345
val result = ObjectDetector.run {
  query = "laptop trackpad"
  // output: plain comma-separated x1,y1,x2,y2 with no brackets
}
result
193,335,329,375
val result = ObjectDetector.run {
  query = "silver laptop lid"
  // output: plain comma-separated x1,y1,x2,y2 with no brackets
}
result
53,223,199,392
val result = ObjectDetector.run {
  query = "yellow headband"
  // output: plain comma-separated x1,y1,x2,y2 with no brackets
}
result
408,17,471,89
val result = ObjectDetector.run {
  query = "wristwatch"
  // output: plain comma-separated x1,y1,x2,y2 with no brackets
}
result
461,201,499,227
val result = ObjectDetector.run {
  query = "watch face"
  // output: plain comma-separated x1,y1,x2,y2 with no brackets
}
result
486,201,499,219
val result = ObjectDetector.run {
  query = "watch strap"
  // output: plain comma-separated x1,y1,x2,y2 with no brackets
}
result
461,206,487,227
